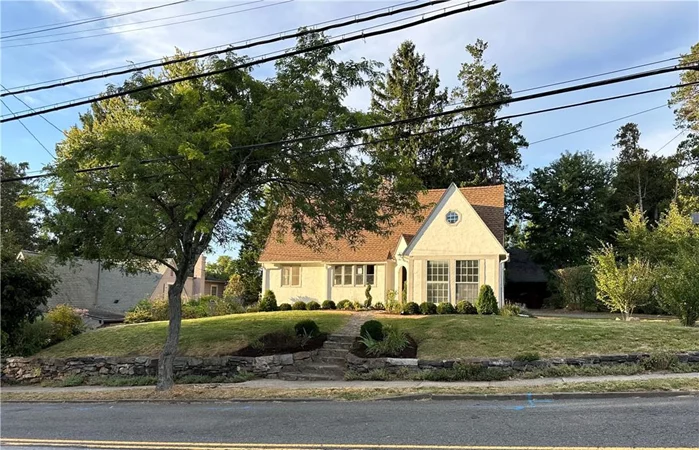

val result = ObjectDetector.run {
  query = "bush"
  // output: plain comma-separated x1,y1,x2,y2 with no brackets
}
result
182,299,209,319
656,244,699,326
211,297,244,316
372,302,385,311
554,265,598,311
436,303,455,314
360,325,408,357
292,301,307,311
360,320,384,340
321,300,336,310
245,304,260,313
402,302,420,315
641,352,680,371
456,300,477,314
279,303,292,311
420,302,437,315
513,351,540,362
223,273,244,299
352,301,364,311
306,301,321,311
475,285,498,315
124,308,154,324
150,299,170,320
337,299,352,310
364,285,372,309
386,290,400,313
294,320,319,337
417,363,509,382
9,319,54,356
258,290,278,312
46,305,84,342
500,304,521,317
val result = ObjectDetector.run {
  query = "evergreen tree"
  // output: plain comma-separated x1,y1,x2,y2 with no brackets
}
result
234,199,276,304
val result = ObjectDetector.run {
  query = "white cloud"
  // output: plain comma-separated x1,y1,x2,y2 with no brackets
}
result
44,0,69,15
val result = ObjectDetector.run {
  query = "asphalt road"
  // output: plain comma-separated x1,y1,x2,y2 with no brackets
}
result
2,396,699,449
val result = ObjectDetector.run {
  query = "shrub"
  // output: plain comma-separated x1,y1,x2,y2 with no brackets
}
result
352,301,364,311
124,308,154,324
46,305,84,342
360,325,408,357
436,303,455,314
364,285,372,309
294,320,319,337
306,301,321,311
257,290,278,312
223,274,244,299
150,299,169,320
337,299,352,310
321,300,336,310
456,300,477,314
475,285,498,315
360,320,384,340
372,302,385,310
211,297,244,316
9,319,54,356
245,304,260,313
385,290,400,313
513,351,540,362
292,301,307,311
402,302,420,315
641,352,679,371
554,265,597,311
182,299,209,319
500,304,521,317
656,244,699,326
279,303,292,311
420,302,437,315
418,363,509,382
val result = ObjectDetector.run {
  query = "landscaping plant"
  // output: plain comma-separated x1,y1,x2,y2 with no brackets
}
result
372,302,385,310
402,302,420,315
420,302,437,315
306,301,321,311
292,301,307,311
499,304,521,317
46,305,85,342
436,303,455,314
352,301,364,311
294,320,320,338
656,244,699,326
456,300,477,314
554,265,597,311
258,290,278,312
364,285,373,309
360,320,384,341
337,299,352,310
385,290,400,313
321,300,336,310
475,285,499,315
278,303,292,311
360,324,409,357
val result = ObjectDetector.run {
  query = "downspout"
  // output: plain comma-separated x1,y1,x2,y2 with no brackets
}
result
499,253,510,307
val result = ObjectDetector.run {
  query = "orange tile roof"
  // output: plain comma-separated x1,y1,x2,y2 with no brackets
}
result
259,184,504,263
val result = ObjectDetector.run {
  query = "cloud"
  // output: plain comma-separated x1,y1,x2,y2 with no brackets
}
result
44,0,69,15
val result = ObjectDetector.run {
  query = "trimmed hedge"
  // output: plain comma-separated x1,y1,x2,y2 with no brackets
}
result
294,320,319,337
420,302,437,315
292,301,307,311
279,303,292,311
337,299,352,310
402,302,421,315
321,300,336,310
475,285,498,315
306,301,321,311
258,290,278,312
360,320,384,340
456,300,477,314
437,303,455,314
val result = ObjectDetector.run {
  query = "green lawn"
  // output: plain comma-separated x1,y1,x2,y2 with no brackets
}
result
38,311,351,358
381,315,699,359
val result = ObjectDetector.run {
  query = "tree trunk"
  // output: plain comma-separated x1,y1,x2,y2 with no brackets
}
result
156,277,185,391
636,170,644,213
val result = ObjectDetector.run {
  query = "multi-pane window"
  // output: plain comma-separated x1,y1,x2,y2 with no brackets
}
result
446,211,459,224
333,265,376,286
426,261,449,303
211,285,218,296
456,260,479,301
281,266,301,286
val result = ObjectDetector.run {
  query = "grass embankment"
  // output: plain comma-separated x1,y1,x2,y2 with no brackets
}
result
380,315,699,359
3,378,698,402
38,311,351,358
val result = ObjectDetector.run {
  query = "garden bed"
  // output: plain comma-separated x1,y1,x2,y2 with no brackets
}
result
350,335,418,359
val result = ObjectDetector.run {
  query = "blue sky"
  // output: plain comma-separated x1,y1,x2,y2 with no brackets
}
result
1,0,697,259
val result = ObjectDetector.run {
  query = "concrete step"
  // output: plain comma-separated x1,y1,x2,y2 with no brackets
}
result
313,356,347,365
316,348,349,358
301,363,345,377
326,334,356,343
323,341,353,350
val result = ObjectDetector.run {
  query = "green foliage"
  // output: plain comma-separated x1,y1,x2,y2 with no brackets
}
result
234,201,276,305
513,351,540,362
306,301,321,311
8,319,54,356
46,305,84,342
385,290,400,313
278,303,292,311
417,363,509,382
359,324,408,357
206,256,237,282
245,304,260,313
182,299,210,319
294,320,319,338
641,352,680,371
475,285,499,315
360,320,384,341
364,284,372,309
352,301,364,311
456,300,477,314
372,302,385,311
590,244,654,320
292,301,307,311
554,265,598,311
1,157,45,251
436,303,455,314
223,274,245,300
499,304,521,317
656,244,699,326
210,297,243,316
337,299,352,310
258,290,278,312
124,308,154,324
321,300,336,310
420,302,437,315
402,302,420,315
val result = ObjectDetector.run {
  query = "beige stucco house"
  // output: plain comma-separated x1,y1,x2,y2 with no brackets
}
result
259,183,508,306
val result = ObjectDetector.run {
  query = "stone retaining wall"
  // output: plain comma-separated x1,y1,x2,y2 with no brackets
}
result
2,351,318,384
346,351,699,374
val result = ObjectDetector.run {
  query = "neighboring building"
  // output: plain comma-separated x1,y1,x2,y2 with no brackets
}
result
504,248,549,309
259,183,508,306
150,256,226,300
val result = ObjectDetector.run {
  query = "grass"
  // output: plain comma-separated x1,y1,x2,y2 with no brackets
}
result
37,311,351,358
380,315,699,359
40,372,256,388
3,378,699,402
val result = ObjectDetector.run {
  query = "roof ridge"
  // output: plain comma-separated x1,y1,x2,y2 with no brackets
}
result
424,184,504,192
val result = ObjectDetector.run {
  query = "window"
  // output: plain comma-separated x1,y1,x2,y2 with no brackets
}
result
446,211,459,224
366,265,375,285
210,285,218,296
355,265,364,286
281,266,301,286
456,260,479,301
334,264,376,286
426,261,449,303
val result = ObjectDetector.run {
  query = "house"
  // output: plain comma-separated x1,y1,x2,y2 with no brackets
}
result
17,252,227,317
259,183,508,306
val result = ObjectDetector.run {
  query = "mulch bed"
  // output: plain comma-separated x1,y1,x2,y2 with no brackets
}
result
234,332,328,357
350,334,418,358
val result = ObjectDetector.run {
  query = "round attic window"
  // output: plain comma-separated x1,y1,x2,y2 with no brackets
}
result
446,210,459,224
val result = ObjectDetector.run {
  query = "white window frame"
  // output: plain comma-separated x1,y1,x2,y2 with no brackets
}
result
210,285,218,296
445,210,460,225
333,264,376,286
281,266,301,287
426,260,449,303
455,260,479,301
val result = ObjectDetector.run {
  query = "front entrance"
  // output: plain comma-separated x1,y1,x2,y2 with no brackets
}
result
399,266,407,302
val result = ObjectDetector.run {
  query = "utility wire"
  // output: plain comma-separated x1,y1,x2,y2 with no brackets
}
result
0,100,56,160
1,0,293,49
652,129,687,156
1,0,193,38
0,84,65,135
2,0,451,96
4,80,697,184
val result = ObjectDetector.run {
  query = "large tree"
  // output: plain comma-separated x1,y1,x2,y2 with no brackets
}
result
205,255,236,281
48,37,421,390
1,157,44,250
514,151,616,269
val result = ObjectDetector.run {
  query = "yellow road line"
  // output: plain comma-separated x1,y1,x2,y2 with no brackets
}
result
0,439,695,450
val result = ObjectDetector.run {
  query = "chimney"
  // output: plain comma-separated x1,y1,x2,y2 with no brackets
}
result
195,255,206,280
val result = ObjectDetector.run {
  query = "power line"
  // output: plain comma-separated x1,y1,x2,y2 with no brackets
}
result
0,84,65,135
652,130,687,156
1,0,193,38
0,100,56,160
4,80,697,184
2,0,450,96
1,0,294,49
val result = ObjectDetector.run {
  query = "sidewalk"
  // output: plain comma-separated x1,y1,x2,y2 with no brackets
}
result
3,372,698,394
